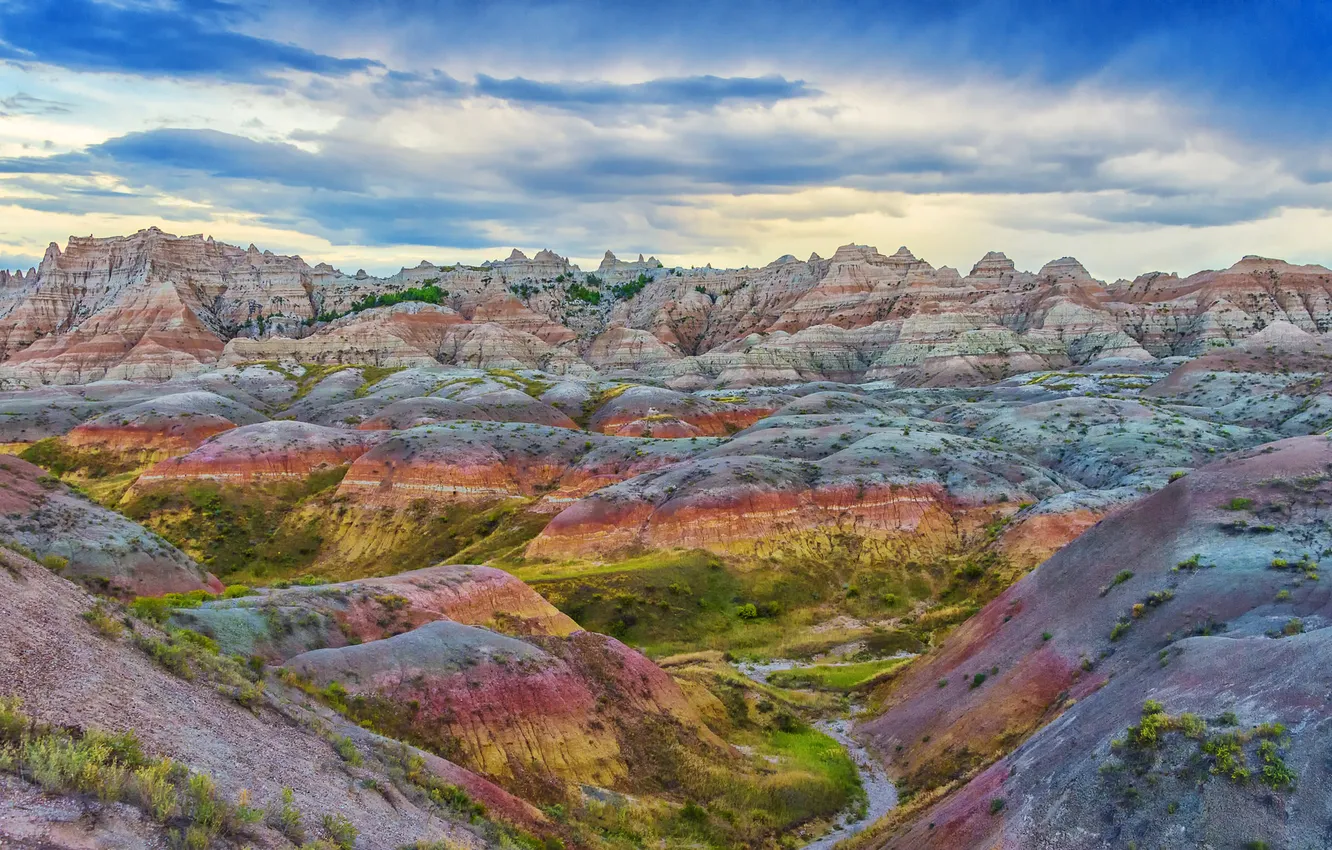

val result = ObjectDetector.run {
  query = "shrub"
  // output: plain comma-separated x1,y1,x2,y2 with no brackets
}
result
1101,570,1134,595
135,759,178,822
332,735,362,766
1224,497,1254,511
969,672,987,689
234,788,264,824
0,699,265,839
130,590,216,624
82,601,124,638
736,603,759,620
989,797,1005,814
323,813,359,850
222,584,255,599
271,787,305,843
610,272,650,300
187,772,224,837
567,281,602,304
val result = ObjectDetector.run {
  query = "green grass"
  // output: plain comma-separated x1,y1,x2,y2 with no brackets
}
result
120,468,349,580
519,542,991,659
17,438,153,505
0,696,255,840
19,437,145,479
122,470,555,586
487,368,553,399
353,366,404,398
767,657,913,692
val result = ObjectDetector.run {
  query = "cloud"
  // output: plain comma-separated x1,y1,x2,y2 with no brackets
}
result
93,129,366,192
0,0,379,83
472,74,814,109
0,91,71,116
0,0,1328,273
0,251,40,272
366,71,813,115
0,128,525,249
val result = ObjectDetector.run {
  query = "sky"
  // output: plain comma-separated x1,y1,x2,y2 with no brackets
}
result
0,0,1330,279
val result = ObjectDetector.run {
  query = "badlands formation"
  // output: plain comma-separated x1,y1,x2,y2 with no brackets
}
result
1,227,1332,850
3,227,1332,388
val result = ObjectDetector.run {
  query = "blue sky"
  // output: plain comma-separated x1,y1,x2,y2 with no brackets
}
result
0,0,1329,277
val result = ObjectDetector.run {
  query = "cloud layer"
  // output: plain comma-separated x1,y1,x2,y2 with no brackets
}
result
0,0,1328,277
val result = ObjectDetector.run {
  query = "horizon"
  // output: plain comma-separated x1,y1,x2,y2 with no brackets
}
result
2,1,1331,278
1,225,1326,284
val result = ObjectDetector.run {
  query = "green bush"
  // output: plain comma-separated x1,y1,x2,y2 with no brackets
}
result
566,281,602,304
610,272,650,300
272,787,305,844
82,601,124,639
323,813,359,850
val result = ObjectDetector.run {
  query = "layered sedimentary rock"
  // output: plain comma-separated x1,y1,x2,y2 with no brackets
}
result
336,422,716,508
0,455,218,596
6,228,1330,389
136,421,389,483
0,229,317,383
172,564,579,661
0,534,553,846
64,390,267,455
528,413,1071,558
859,435,1332,849
286,623,729,801
586,384,769,437
1143,320,1332,434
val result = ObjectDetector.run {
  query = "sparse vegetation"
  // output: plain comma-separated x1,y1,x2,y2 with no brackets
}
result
309,281,447,323
1103,700,1297,800
0,697,264,842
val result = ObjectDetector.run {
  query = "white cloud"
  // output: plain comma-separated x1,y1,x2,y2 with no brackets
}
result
2,49,1329,279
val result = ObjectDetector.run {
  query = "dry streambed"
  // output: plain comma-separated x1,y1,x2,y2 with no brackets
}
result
738,658,903,847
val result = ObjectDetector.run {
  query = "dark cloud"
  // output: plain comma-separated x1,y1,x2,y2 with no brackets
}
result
0,110,1324,248
1076,194,1292,229
0,128,520,249
371,70,466,100
94,129,366,192
0,0,379,82
259,0,1332,133
0,251,41,274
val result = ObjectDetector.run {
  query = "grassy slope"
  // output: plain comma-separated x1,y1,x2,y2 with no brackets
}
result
120,476,554,585
768,657,913,692
513,545,995,660
18,437,158,507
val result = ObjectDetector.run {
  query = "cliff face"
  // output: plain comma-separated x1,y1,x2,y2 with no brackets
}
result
3,228,1330,387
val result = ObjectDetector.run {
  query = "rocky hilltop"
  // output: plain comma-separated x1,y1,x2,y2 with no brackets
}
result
2,228,1329,387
